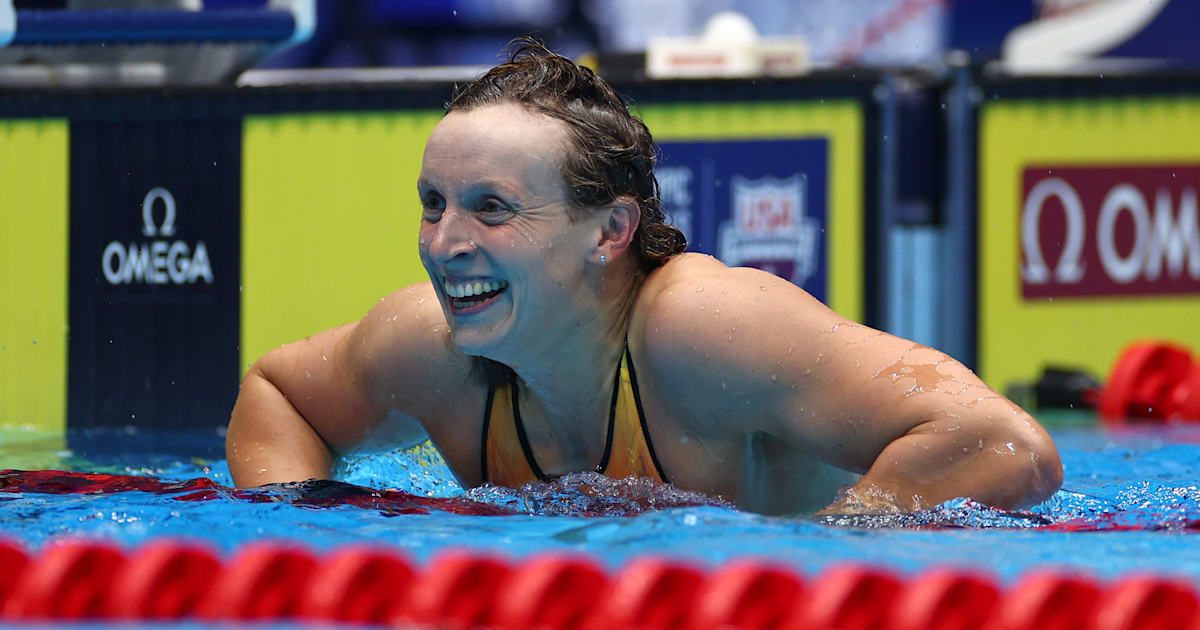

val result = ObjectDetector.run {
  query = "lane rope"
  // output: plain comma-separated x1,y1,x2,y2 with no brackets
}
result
0,537,1196,628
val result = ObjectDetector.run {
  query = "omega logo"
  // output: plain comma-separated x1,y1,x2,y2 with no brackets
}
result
101,187,214,286
1021,174,1200,293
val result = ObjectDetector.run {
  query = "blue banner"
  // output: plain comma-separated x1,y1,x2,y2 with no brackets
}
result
657,138,829,302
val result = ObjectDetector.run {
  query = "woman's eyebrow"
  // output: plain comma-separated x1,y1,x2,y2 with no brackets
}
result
463,179,524,200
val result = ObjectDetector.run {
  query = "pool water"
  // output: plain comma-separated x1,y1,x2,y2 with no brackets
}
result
3,418,1200,585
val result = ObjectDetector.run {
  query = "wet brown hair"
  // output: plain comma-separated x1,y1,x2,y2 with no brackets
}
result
446,37,687,271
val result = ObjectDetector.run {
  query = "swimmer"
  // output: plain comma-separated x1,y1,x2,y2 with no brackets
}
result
226,40,1062,515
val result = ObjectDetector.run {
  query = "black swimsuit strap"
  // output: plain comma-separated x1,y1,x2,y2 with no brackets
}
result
480,342,669,485
624,344,671,485
480,378,496,484
511,357,621,482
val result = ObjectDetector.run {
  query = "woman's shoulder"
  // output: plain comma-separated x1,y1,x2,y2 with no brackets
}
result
629,254,833,389
355,281,478,405
629,254,744,376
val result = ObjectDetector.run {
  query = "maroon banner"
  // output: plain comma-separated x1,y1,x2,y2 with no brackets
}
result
1020,165,1200,299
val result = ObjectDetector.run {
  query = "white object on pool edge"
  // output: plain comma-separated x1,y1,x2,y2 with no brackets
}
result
646,10,809,79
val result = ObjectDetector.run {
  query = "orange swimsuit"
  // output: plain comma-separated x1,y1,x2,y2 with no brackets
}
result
481,345,670,486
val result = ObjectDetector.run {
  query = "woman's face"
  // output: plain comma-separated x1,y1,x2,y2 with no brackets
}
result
417,102,599,358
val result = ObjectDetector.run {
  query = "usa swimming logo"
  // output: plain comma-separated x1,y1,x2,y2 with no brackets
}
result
718,174,819,286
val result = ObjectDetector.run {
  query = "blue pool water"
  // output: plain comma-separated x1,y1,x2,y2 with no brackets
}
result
3,418,1200,585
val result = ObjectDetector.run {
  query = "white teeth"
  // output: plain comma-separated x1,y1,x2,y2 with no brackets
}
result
443,278,507,300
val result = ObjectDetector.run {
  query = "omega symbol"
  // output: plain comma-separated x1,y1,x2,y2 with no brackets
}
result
141,187,177,238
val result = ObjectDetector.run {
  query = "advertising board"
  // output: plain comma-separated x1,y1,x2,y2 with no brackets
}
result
979,97,1200,391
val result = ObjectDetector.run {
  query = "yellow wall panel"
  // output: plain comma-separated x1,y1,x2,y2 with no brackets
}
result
241,111,442,370
978,98,1200,390
0,119,69,433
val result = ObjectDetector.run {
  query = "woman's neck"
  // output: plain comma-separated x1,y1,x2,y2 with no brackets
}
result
498,262,643,470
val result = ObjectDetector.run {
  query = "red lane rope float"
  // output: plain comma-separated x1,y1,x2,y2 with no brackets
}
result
402,551,513,630
494,555,610,630
1099,342,1196,425
993,572,1102,630
791,565,902,630
0,539,29,612
198,543,317,620
689,561,806,630
3,539,1200,629
106,541,220,619
1093,576,1200,630
296,546,416,624
887,568,1001,630
586,558,707,630
3,539,125,620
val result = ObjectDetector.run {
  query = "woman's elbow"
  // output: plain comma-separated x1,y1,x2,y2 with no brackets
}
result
1002,417,1064,507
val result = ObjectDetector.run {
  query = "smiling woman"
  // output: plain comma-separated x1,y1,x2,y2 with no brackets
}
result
225,38,1063,515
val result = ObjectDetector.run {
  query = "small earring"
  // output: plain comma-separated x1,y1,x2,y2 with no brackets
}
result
599,254,607,263
467,240,476,248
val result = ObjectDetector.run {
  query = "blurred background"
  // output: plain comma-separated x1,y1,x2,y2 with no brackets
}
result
2,0,1199,443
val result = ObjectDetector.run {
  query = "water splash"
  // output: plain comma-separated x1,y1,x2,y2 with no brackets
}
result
464,472,734,517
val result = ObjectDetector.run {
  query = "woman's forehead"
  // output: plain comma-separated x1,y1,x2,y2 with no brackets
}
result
422,103,568,190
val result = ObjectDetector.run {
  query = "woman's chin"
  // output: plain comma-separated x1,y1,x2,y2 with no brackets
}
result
447,325,505,358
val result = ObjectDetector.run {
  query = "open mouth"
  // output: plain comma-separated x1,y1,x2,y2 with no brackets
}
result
444,278,509,315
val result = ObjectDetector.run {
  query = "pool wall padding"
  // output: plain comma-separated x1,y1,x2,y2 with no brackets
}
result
0,538,1196,628
0,81,873,436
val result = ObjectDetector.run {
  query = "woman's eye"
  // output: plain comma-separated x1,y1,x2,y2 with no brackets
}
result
478,198,513,219
421,194,445,219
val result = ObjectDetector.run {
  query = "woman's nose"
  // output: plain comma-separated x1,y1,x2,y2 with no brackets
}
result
425,209,478,265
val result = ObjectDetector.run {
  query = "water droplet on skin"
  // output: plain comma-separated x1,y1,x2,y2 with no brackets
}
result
695,286,704,292
699,305,705,311
322,354,328,361
759,286,767,292
787,346,794,354
305,370,312,380
258,468,267,474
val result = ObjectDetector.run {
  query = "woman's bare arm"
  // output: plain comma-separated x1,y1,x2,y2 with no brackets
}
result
227,321,379,487
639,256,1062,513
226,282,468,488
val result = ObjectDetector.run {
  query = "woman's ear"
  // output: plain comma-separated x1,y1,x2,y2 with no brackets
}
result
592,197,640,265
